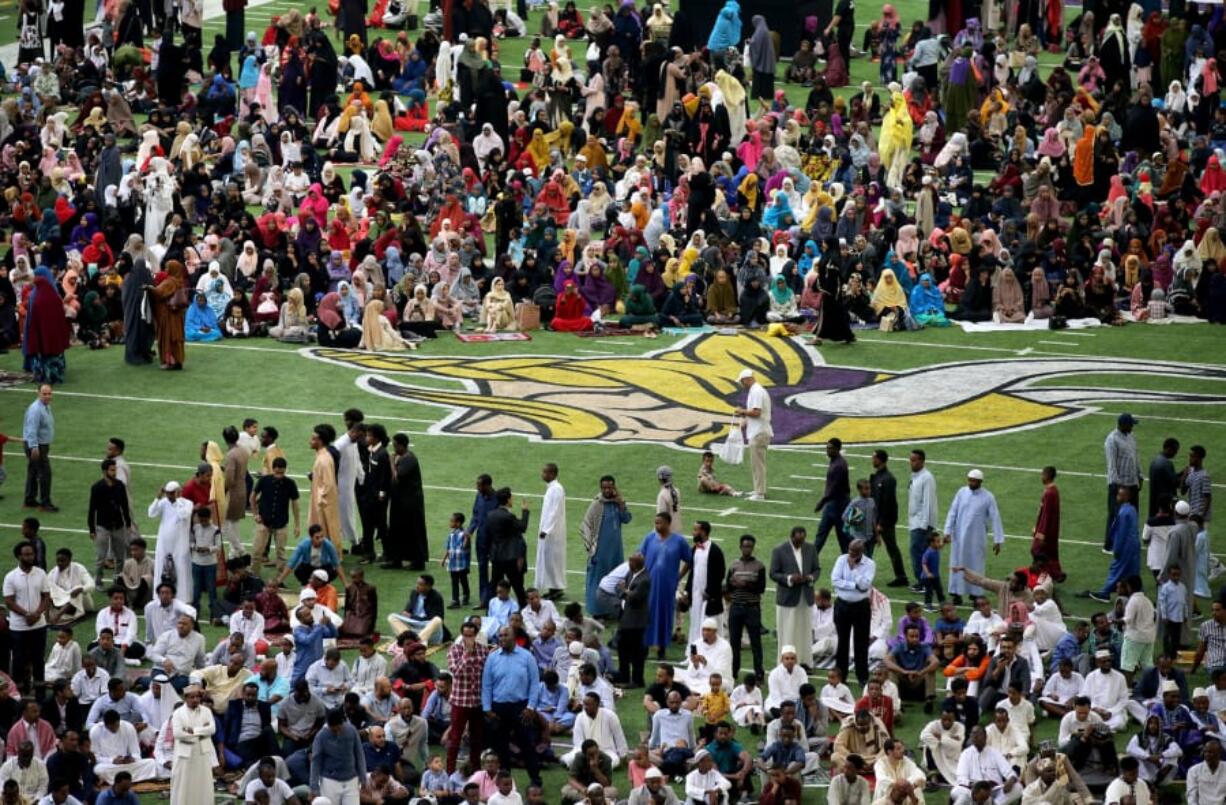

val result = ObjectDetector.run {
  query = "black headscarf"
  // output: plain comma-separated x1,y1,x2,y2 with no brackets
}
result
121,258,155,365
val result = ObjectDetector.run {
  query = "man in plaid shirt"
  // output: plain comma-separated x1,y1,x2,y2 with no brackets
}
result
445,619,492,773
1184,446,1213,525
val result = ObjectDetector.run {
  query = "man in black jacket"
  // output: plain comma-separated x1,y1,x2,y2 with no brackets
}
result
684,521,725,647
220,683,277,768
393,574,450,644
870,450,909,588
41,680,85,736
485,487,530,606
87,459,133,586
615,553,650,688
359,424,392,563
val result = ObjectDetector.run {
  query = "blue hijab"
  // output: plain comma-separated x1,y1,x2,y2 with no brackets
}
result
797,240,820,276
762,193,794,231
909,272,945,314
185,294,222,341
239,55,260,90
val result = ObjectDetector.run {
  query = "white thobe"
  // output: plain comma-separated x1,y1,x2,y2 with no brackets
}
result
873,755,927,800
1144,522,1173,573
765,664,807,711
945,486,1005,596
49,563,95,614
170,704,216,805
684,768,730,804
952,746,1020,805
521,599,560,638
1124,733,1183,782
351,653,387,695
870,591,894,664
90,721,160,782
986,722,1029,770
1104,777,1151,805
678,636,732,695
229,611,265,647
535,480,567,590
148,497,194,604
812,604,837,660
919,719,964,785
561,707,628,766
687,542,712,647
965,612,1006,653
144,600,198,644
1187,759,1226,805
1029,599,1067,651
1083,669,1129,731
1040,672,1084,708
46,641,81,683
821,682,856,720
333,433,365,547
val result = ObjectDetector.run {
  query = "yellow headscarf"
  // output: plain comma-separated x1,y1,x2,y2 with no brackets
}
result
801,187,834,230
616,102,642,143
204,440,227,513
662,258,682,286
371,100,393,142
878,91,913,169
678,247,700,278
544,120,576,157
979,88,1011,127
682,93,700,117
714,70,746,109
526,130,551,170
871,269,910,312
738,173,759,209
579,137,608,169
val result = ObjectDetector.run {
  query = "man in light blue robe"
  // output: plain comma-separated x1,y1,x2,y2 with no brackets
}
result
944,469,1005,603
582,476,633,618
639,513,692,660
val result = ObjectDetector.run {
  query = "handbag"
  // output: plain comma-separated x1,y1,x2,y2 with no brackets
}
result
517,302,541,331
717,420,745,465
167,286,190,312
879,311,898,332
160,553,177,588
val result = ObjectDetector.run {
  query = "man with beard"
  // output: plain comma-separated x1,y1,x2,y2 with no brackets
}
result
386,434,428,571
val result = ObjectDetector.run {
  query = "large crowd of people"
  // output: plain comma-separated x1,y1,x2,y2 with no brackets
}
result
1,0,1226,803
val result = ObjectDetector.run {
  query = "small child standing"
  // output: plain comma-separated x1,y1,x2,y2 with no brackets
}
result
697,672,731,742
188,506,222,624
442,512,470,608
1193,514,1211,600
842,479,878,549
921,532,945,608
1158,563,1190,658
697,450,740,496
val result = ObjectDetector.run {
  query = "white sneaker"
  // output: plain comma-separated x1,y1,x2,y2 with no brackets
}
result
746,493,765,501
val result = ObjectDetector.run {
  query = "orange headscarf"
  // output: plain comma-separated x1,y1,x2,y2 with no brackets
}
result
1073,125,1097,187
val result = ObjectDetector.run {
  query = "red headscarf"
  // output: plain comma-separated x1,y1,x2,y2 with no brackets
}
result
23,271,71,359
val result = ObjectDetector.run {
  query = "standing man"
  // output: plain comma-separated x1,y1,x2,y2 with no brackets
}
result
725,534,767,682
307,425,341,553
482,626,543,788
486,488,531,605
535,464,567,600
1183,445,1212,532
249,457,301,576
88,460,133,586
1031,466,1063,582
944,470,1005,607
832,539,876,687
170,686,217,805
4,541,50,693
813,438,851,573
445,619,491,774
358,424,391,564
615,554,650,688
734,368,772,501
870,450,908,589
468,475,497,609
639,513,691,661
309,708,365,805
333,420,366,557
223,0,246,50
23,385,55,512
221,427,249,558
1091,487,1140,603
1149,438,1181,519
684,521,725,647
581,476,632,619
907,450,938,596
105,438,139,542
1104,413,1143,551
259,427,285,478
769,527,819,669
386,434,429,571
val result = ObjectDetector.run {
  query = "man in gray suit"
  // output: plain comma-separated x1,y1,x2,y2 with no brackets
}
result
770,526,820,669
615,553,651,688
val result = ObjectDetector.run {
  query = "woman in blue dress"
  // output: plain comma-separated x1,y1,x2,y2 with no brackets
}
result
639,512,692,660
185,292,223,342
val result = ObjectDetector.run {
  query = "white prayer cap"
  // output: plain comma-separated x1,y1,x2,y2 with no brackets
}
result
299,588,318,601
701,618,718,631
644,768,664,780
1193,687,1210,699
312,569,329,582
163,481,181,492
966,469,984,480
568,641,584,655
208,261,221,273
694,749,710,762
780,645,797,657
1161,680,1181,695
1175,500,1191,515
737,368,754,381
1095,649,1111,660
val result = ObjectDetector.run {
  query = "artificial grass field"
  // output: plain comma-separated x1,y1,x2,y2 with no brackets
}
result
3,2,1226,803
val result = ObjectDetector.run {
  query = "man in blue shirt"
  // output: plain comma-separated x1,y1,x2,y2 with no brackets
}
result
310,708,366,805
95,771,138,805
481,626,542,786
468,474,498,608
292,606,337,684
1092,487,1140,602
529,669,574,733
831,539,876,685
22,384,56,511
274,526,345,588
882,624,941,711
1049,621,1090,675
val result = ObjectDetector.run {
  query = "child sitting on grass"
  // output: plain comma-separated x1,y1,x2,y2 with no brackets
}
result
697,450,740,497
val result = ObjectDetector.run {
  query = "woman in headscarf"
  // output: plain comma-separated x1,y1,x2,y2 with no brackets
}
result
579,263,617,316
879,91,914,188
360,298,414,351
766,275,803,323
400,284,439,339
738,274,770,326
871,268,911,332
747,15,776,102
1030,267,1053,319
618,284,659,328
121,258,155,365
22,269,71,385
474,276,515,333
551,280,594,331
269,287,312,343
316,290,362,346
450,267,481,317
909,273,949,327
185,292,223,342
989,267,1026,324
148,260,187,369
705,269,738,324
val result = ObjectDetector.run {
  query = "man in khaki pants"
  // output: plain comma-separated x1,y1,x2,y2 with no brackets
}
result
734,369,773,501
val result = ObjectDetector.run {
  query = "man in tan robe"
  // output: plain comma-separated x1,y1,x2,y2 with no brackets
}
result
309,425,343,553
222,426,249,558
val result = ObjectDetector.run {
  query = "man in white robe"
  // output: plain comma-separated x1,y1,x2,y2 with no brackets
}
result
873,738,927,799
1187,739,1226,805
561,693,629,768
943,470,1005,604
677,619,732,695
811,592,837,665
90,711,160,783
920,709,965,786
535,464,567,597
952,727,1022,805
148,482,194,604
869,588,894,666
685,523,724,647
47,551,95,625
333,425,365,552
1082,650,1129,732
170,686,216,805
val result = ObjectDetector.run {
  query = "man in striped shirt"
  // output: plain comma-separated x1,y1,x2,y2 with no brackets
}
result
1183,445,1212,526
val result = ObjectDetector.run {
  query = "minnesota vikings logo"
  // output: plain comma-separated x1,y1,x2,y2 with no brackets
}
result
301,334,1226,449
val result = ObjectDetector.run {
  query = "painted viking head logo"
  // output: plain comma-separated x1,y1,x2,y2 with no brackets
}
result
302,333,1226,449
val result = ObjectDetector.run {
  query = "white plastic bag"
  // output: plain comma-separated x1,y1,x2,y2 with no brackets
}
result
718,421,745,465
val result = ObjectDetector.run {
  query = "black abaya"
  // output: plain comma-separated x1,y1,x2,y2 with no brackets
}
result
389,448,429,568
817,267,855,342
121,259,155,365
